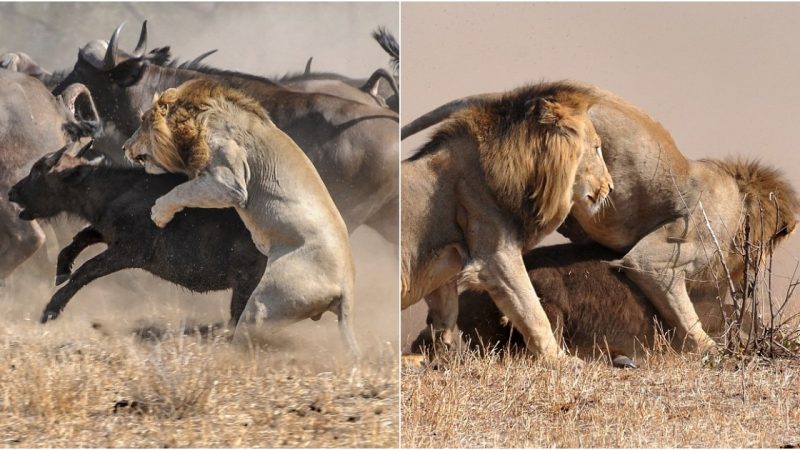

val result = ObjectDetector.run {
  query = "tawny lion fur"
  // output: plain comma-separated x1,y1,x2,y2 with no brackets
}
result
412,158,799,364
123,79,360,355
145,82,269,177
404,82,800,355
401,81,613,359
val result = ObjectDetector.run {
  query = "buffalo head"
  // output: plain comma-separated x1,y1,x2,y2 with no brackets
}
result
9,141,104,221
53,21,171,137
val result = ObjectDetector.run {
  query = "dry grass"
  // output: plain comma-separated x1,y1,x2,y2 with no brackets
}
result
401,349,800,448
0,326,398,448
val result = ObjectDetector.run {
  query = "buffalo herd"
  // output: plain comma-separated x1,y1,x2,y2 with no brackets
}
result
1,22,399,338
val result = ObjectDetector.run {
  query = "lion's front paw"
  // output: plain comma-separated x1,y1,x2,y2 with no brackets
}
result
150,202,176,228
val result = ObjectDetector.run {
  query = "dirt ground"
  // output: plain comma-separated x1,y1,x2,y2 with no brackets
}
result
0,2,399,448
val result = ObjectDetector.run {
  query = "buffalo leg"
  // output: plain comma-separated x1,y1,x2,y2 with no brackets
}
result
55,226,104,285
230,273,262,327
41,250,132,323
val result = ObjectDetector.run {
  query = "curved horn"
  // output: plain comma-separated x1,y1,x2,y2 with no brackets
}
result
190,49,217,65
401,93,504,140
360,68,399,98
103,22,126,70
59,83,92,115
304,57,313,75
132,20,147,57
58,83,102,140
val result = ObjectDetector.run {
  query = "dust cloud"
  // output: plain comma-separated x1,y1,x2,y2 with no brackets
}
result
0,2,399,357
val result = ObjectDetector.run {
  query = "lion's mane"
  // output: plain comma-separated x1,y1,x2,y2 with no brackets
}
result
410,82,597,236
149,79,270,176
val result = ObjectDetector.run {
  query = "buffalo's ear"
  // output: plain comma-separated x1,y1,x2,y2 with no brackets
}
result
109,58,147,87
52,153,98,185
145,46,171,66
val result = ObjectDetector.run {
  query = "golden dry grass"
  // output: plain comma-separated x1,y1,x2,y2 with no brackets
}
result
0,227,399,448
0,328,397,448
401,348,800,448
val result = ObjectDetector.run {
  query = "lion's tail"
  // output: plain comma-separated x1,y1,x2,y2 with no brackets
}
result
336,284,361,359
401,92,505,140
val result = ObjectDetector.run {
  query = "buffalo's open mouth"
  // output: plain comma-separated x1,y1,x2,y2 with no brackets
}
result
18,208,36,220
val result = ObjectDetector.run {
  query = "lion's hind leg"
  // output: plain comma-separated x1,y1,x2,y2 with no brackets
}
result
234,245,358,355
614,222,717,354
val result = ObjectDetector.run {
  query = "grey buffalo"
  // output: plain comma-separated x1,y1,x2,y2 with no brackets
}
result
0,69,100,282
53,22,399,246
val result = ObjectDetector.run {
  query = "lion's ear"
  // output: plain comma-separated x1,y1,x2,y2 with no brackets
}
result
154,88,179,114
535,98,572,130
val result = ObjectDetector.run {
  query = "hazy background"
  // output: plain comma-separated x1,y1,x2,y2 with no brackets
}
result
0,2,397,78
0,2,399,354
401,2,800,349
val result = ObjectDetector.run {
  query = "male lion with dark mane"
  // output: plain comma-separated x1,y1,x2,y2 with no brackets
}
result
402,81,613,361
403,82,800,356
123,79,358,355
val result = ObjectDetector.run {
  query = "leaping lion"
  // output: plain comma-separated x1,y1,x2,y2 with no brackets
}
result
123,79,359,356
401,81,613,360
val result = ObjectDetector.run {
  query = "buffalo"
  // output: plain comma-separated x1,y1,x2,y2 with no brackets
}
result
8,142,266,324
0,69,100,282
53,22,399,246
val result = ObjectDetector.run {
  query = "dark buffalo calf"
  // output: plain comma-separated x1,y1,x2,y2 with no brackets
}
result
413,244,669,367
8,143,266,324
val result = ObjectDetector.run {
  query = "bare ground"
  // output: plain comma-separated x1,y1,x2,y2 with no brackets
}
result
401,348,800,448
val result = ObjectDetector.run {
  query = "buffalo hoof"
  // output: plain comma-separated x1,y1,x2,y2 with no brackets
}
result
40,310,59,324
612,355,637,369
55,273,70,286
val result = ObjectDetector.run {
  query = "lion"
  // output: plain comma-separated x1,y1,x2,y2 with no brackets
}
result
416,159,800,364
403,83,800,355
122,79,359,355
401,81,614,360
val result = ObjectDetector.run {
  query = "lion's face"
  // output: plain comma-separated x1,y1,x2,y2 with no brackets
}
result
572,119,613,216
123,109,168,174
